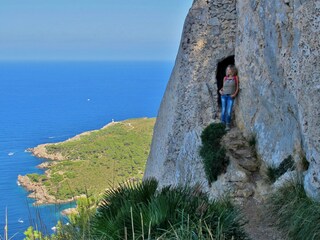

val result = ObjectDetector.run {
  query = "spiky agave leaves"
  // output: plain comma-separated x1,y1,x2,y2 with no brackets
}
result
90,178,248,240
91,178,158,239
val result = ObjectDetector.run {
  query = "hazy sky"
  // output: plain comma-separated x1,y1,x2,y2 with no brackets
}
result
0,0,193,61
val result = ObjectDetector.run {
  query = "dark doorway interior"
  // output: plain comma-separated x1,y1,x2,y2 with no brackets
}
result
216,55,235,106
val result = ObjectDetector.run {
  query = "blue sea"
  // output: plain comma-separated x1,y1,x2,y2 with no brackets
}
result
0,61,172,239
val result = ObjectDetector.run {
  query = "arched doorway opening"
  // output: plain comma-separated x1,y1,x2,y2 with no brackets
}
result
216,55,235,106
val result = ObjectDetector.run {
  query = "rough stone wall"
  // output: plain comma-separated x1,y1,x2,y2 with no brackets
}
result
144,0,320,199
235,0,320,199
144,0,237,188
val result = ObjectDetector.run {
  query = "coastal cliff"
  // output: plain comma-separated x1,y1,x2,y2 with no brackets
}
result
144,0,320,200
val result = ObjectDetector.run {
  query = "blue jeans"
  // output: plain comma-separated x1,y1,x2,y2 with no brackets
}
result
221,95,234,124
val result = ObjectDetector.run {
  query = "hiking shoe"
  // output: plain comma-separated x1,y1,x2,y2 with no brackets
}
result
225,124,231,131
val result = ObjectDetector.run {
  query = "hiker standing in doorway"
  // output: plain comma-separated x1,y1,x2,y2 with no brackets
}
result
219,65,239,131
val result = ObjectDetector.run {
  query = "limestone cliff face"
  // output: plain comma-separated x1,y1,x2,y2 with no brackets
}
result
144,0,320,199
235,0,320,199
144,0,237,190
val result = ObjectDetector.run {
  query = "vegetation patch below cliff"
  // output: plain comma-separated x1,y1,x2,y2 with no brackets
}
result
53,179,248,240
26,118,155,201
268,177,320,239
199,123,228,184
267,155,295,183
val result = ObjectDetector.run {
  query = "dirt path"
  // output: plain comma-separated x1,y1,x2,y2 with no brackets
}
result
242,197,285,240
222,128,286,240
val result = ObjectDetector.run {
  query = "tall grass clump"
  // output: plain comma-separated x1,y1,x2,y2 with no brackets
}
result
91,178,248,240
199,123,228,184
50,195,99,240
267,155,295,183
268,177,320,240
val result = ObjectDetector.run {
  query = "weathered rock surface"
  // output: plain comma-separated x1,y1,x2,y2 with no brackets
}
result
144,0,237,189
144,0,320,199
211,128,285,239
209,128,260,204
235,0,320,200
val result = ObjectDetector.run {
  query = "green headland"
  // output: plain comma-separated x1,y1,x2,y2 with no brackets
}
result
18,117,155,204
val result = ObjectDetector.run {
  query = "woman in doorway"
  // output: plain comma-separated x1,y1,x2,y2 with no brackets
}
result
219,65,239,130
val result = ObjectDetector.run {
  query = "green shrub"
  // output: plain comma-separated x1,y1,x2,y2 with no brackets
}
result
24,226,52,240
248,134,256,147
268,177,320,240
45,145,61,154
267,155,295,183
199,123,228,184
90,178,247,240
27,173,47,183
64,171,76,179
301,155,310,171
51,173,64,183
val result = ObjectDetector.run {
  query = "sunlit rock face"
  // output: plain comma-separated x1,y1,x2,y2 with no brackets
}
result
235,0,320,199
144,0,237,191
144,0,320,200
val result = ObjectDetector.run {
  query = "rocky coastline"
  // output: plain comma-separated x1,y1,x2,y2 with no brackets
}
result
26,120,118,162
19,120,120,205
19,145,74,205
26,144,64,161
17,175,76,205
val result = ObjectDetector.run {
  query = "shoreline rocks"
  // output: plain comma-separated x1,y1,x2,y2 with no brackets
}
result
17,175,76,205
29,143,65,161
19,119,124,205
